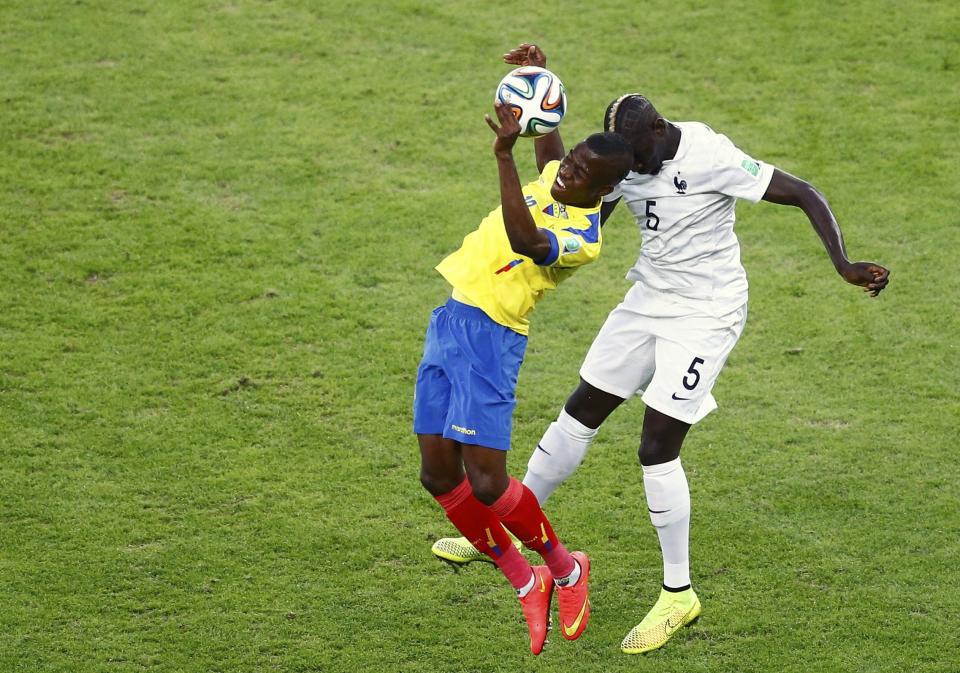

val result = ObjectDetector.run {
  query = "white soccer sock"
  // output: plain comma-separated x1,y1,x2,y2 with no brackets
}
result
554,558,581,588
522,408,598,504
516,570,536,598
642,457,691,589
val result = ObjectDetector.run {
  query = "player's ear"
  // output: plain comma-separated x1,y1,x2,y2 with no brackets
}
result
653,117,667,136
596,184,614,198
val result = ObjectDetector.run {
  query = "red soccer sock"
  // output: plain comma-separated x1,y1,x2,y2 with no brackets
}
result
491,477,575,580
434,478,532,590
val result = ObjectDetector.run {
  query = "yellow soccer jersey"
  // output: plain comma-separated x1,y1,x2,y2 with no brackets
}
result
436,160,603,335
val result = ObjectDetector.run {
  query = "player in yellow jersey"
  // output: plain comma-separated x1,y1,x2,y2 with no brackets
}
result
414,97,633,654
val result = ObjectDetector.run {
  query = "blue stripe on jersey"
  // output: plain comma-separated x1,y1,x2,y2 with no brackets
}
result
562,211,600,243
537,228,559,266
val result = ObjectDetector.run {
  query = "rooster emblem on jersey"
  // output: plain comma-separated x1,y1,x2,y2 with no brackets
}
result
674,173,687,194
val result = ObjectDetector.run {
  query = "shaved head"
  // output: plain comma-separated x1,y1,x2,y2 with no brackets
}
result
604,93,660,136
603,93,676,175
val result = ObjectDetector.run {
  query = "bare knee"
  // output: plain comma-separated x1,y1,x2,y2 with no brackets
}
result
420,468,462,497
638,438,679,466
468,471,508,506
638,406,690,466
459,444,510,505
565,396,601,428
564,378,624,429
418,434,464,497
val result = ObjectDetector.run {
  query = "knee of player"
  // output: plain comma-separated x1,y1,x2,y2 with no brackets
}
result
564,380,621,429
563,398,597,427
468,473,508,506
637,438,677,467
419,468,460,497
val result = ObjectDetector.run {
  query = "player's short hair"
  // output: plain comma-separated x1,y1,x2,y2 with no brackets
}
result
604,93,659,136
584,131,634,184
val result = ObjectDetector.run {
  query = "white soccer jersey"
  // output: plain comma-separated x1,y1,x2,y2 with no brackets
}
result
605,121,775,315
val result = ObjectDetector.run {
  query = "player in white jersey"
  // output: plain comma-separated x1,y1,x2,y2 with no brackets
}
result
431,43,891,655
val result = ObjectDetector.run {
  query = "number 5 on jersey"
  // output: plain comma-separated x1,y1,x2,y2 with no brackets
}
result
644,200,659,231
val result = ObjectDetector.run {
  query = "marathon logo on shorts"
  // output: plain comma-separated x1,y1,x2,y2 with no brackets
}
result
741,158,761,177
451,423,476,436
562,237,581,254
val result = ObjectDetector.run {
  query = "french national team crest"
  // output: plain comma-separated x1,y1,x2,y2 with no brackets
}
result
674,173,687,194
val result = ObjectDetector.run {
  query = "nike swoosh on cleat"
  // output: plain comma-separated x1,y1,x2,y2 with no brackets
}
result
665,606,694,635
648,508,670,514
562,600,588,637
536,444,551,455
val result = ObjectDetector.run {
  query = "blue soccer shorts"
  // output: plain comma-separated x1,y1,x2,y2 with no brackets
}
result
412,298,527,450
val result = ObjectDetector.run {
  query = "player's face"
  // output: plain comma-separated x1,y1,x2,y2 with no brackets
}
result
551,143,612,206
630,133,659,174
627,119,669,174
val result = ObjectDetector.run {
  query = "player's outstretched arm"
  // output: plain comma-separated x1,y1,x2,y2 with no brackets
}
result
485,101,552,262
503,43,565,171
762,169,890,297
534,131,565,173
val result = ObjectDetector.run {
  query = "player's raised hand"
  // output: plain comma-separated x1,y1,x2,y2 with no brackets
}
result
485,101,522,156
503,43,547,68
839,261,890,297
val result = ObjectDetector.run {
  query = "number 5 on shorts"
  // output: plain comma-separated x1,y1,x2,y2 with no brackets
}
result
683,357,705,390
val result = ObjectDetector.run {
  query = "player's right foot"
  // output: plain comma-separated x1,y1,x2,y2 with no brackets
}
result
518,565,554,655
431,532,522,565
620,587,701,654
555,550,590,640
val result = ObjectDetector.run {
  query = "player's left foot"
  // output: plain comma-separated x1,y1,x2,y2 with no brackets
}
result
518,565,554,655
620,587,701,654
431,532,523,565
555,550,590,641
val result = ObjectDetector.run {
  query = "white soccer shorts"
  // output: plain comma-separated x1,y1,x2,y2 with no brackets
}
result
579,283,747,424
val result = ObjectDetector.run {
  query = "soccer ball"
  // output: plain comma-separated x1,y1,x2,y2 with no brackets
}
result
495,66,567,138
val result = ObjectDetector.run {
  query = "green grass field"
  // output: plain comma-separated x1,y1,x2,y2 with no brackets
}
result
2,1,959,671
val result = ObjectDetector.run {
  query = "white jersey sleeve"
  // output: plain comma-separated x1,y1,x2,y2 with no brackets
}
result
707,135,775,203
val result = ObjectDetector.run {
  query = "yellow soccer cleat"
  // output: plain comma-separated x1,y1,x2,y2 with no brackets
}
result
431,531,523,565
621,587,701,654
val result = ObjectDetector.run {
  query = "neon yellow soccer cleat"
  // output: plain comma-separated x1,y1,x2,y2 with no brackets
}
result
621,587,701,654
431,531,523,565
